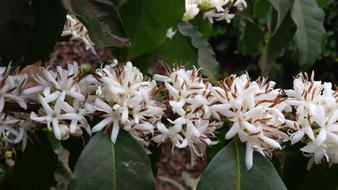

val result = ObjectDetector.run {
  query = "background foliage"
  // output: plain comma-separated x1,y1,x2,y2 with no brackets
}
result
0,0,337,189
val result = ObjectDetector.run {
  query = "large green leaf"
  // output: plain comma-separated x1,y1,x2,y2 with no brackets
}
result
178,22,220,80
119,0,184,59
259,12,296,76
72,131,155,190
0,0,66,66
267,0,291,34
197,139,287,190
0,0,34,65
291,0,325,68
23,0,67,65
282,144,338,190
238,19,264,55
158,30,198,67
62,0,131,47
13,132,58,190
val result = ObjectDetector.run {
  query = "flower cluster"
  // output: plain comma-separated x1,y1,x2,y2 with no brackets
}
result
93,62,164,146
212,74,289,169
1,61,337,170
153,67,223,162
285,72,338,168
183,0,247,23
0,65,33,150
25,63,97,140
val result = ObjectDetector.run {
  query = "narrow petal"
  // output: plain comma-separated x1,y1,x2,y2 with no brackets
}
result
111,121,120,143
0,97,5,113
52,119,61,140
245,143,254,170
92,117,113,132
225,122,239,139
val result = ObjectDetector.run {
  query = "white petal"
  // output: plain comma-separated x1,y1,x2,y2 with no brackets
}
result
245,143,254,170
260,136,281,149
153,74,170,82
92,117,113,132
52,119,61,140
290,130,304,145
315,129,327,145
111,121,120,143
0,97,5,113
304,126,315,141
95,98,112,113
60,113,82,121
225,122,239,139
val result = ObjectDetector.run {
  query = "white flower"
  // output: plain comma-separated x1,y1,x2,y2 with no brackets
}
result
30,92,82,140
0,114,21,144
285,72,338,168
92,62,164,144
62,15,96,53
166,27,177,39
204,9,235,23
154,67,223,160
0,74,27,113
213,74,288,169
233,0,247,11
183,0,200,22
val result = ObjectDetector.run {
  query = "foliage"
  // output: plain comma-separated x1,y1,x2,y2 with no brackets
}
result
0,0,336,190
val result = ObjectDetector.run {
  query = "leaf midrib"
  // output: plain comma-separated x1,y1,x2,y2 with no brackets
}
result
234,139,241,190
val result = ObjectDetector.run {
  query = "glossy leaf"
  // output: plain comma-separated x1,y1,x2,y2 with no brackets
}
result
178,22,220,80
13,132,58,190
267,0,291,34
197,139,287,190
259,12,296,76
119,0,184,59
0,0,65,66
254,0,271,19
23,0,67,65
72,131,155,190
158,31,197,67
281,144,338,190
291,0,325,68
238,19,264,55
62,0,131,47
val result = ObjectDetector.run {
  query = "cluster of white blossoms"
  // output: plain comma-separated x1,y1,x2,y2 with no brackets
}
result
1,62,337,170
285,72,338,169
212,74,289,169
92,62,164,146
25,63,97,140
153,67,224,162
183,0,247,23
62,15,96,53
0,65,33,150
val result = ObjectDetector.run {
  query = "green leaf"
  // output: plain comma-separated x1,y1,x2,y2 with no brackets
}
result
291,0,325,68
0,0,34,65
254,0,272,19
72,131,155,190
158,31,198,67
259,12,296,76
178,22,220,80
267,0,291,34
23,0,67,65
62,0,131,47
197,139,287,190
238,19,264,55
282,144,338,190
0,0,65,66
119,0,185,59
14,132,58,190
